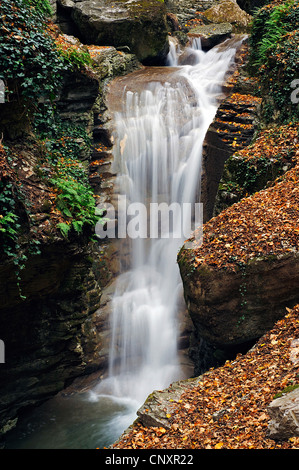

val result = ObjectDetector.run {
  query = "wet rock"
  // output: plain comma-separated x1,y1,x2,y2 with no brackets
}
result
188,22,233,50
0,241,104,435
201,82,261,222
267,388,299,440
165,0,216,27
71,0,169,64
135,377,200,429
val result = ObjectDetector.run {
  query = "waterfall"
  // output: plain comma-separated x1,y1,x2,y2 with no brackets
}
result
90,36,244,435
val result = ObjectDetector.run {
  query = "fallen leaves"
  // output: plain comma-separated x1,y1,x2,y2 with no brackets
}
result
113,305,299,449
184,125,299,272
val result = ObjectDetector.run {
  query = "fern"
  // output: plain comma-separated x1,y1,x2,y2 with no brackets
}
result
249,1,295,70
57,222,71,238
51,177,100,237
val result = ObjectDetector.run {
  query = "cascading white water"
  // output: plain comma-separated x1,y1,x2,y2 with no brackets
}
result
90,36,244,436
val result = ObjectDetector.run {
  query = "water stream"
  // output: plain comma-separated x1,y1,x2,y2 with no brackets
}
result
5,36,243,449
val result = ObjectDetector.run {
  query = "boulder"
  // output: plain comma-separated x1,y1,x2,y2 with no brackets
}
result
188,22,233,50
203,0,252,31
267,388,299,440
164,0,216,28
71,0,169,64
0,241,104,436
178,158,299,372
178,249,299,359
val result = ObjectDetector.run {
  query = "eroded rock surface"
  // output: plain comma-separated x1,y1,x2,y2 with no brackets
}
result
71,0,169,64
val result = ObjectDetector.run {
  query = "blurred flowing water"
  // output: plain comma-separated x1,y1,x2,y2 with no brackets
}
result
5,37,243,449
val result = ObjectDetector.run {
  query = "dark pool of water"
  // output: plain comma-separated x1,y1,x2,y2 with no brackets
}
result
4,392,137,449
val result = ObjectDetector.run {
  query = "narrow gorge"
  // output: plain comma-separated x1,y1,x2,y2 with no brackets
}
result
0,0,298,450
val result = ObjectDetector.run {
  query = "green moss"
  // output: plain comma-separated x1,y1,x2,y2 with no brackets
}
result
248,1,299,123
273,383,299,399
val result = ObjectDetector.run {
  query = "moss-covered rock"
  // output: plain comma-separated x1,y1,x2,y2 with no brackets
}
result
71,0,169,64
203,0,252,32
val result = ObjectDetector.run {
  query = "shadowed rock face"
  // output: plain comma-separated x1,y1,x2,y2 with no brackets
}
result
188,23,233,50
236,0,268,14
0,241,104,435
178,246,299,373
71,0,169,64
179,250,299,348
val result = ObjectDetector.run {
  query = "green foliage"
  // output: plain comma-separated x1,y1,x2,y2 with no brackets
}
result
0,182,20,245
57,46,93,70
0,0,102,295
51,177,99,237
0,0,92,132
0,0,66,104
248,0,299,123
261,29,299,123
0,179,28,299
34,117,102,238
23,0,53,17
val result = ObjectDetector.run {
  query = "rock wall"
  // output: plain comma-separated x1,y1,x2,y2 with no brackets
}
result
200,39,261,222
0,34,141,437
178,248,299,373
0,241,103,435
177,29,298,375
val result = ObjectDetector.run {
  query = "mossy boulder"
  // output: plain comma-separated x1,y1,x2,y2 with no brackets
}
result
203,0,252,32
71,0,169,64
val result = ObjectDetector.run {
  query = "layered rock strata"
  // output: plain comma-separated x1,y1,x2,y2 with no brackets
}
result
201,91,261,222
